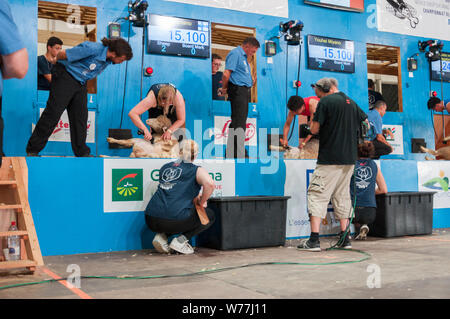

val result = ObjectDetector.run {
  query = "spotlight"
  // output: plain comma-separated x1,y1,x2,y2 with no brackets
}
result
418,39,444,61
279,20,304,46
128,0,148,27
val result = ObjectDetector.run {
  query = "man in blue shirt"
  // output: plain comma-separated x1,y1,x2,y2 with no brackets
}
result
26,37,133,157
219,37,260,158
0,1,29,165
38,37,63,90
428,96,450,113
367,100,392,159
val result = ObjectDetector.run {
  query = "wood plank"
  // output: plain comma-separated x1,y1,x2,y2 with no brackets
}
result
396,47,403,112
0,181,17,185
0,231,28,237
0,260,37,270
38,30,89,47
0,205,22,210
367,64,399,76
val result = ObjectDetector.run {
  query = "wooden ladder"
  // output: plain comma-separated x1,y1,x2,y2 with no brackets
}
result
0,157,43,272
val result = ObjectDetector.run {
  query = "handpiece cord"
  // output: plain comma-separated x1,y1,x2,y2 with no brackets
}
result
119,20,131,129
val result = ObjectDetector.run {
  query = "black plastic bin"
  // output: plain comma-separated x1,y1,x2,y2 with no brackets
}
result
196,196,291,250
370,192,435,238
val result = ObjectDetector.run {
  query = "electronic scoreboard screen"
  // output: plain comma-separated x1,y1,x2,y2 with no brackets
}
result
307,34,355,73
430,52,450,83
147,14,210,58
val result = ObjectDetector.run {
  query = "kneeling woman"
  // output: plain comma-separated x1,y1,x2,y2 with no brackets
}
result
145,140,215,254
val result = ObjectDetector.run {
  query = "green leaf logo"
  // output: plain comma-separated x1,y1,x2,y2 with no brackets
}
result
112,169,143,201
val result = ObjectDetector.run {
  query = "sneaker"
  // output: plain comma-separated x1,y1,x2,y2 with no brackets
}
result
297,238,321,252
152,233,171,254
169,236,194,254
336,231,352,249
355,225,369,240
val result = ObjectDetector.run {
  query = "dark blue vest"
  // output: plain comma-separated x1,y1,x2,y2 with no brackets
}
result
145,161,201,220
350,158,378,208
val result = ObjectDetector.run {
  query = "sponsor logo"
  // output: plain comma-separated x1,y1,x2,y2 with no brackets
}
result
52,120,91,135
151,169,223,182
422,170,449,191
112,169,143,201
215,120,256,142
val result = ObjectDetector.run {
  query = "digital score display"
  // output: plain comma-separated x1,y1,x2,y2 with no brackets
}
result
307,35,355,73
431,52,450,83
147,14,210,58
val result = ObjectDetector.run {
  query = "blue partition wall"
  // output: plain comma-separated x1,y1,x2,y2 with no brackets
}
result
2,0,449,158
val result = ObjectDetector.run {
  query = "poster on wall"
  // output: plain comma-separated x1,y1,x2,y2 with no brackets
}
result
304,0,364,12
103,159,235,213
376,0,450,41
36,108,95,143
418,161,450,209
382,124,404,155
163,0,288,18
284,160,348,238
213,116,257,146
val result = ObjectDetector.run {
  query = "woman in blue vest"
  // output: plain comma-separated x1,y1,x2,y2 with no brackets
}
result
350,141,387,240
145,140,215,254
129,83,186,142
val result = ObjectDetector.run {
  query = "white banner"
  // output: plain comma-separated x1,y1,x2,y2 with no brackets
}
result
383,124,404,155
213,116,257,146
38,108,96,143
284,160,347,238
376,0,450,41
164,0,289,17
418,161,450,209
103,158,236,213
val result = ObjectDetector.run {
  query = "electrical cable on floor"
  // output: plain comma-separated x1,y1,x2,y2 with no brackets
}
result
0,248,371,291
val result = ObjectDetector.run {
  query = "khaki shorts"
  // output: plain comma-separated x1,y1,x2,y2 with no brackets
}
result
307,164,355,219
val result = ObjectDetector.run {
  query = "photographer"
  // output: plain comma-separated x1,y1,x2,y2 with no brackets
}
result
297,78,367,252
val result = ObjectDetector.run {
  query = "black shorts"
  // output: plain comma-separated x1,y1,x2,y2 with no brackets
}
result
353,206,377,225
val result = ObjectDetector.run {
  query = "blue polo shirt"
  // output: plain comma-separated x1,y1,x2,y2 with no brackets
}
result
58,41,111,85
225,46,252,87
367,109,382,140
0,1,25,96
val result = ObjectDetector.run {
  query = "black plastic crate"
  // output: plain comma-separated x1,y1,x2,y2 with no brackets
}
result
370,192,435,238
197,196,290,250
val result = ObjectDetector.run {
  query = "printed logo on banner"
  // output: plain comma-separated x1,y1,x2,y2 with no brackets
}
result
112,169,143,202
382,125,403,155
150,167,224,197
213,116,257,146
39,108,96,143
422,170,449,192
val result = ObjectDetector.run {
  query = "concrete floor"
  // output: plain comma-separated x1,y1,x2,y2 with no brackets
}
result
1,229,449,301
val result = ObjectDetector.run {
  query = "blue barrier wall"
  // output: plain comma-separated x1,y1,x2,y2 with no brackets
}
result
27,157,450,256
2,0,450,158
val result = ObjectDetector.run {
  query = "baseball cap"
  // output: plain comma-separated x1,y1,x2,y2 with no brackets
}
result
311,78,332,93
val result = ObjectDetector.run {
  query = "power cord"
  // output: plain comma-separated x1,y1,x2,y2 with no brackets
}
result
0,248,371,291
